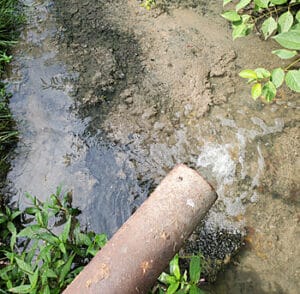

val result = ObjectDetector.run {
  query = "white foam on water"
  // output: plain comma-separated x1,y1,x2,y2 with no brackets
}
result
197,116,284,231
251,117,284,136
197,143,236,186
252,144,265,188
236,130,247,179
223,191,247,217
197,143,245,230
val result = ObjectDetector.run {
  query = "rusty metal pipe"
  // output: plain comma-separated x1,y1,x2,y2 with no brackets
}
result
64,164,217,294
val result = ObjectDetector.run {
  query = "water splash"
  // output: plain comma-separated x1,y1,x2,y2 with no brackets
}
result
197,116,283,231
197,143,236,187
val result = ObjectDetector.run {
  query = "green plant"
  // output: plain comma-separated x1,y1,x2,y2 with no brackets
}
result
222,0,300,101
141,0,157,10
0,187,107,293
0,82,18,184
0,0,24,187
154,254,205,294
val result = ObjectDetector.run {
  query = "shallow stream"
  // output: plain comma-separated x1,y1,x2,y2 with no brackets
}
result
6,0,300,293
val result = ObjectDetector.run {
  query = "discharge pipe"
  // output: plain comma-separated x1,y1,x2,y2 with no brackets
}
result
64,164,217,294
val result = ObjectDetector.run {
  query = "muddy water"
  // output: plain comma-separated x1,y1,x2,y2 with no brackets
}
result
7,0,300,293
7,0,147,236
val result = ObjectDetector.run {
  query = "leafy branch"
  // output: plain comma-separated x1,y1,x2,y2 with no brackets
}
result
222,0,300,101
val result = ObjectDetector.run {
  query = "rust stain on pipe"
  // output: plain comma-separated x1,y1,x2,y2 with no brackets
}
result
64,164,217,294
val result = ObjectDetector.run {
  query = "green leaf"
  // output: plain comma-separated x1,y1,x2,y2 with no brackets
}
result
241,14,252,23
60,216,71,243
232,23,248,40
10,236,16,252
36,212,44,227
285,70,300,92
87,244,98,256
239,69,257,79
11,211,22,220
25,241,38,264
169,254,180,280
291,23,300,31
29,268,39,289
273,31,300,50
17,225,41,238
261,17,277,39
221,10,241,22
251,83,262,99
59,254,75,285
5,251,16,263
236,0,251,11
42,285,50,294
223,0,232,6
270,0,287,4
166,282,180,294
7,222,17,250
41,212,48,227
190,256,201,283
254,0,270,8
15,258,34,275
0,212,8,224
38,232,59,245
272,49,298,59
189,285,201,294
255,68,271,79
45,268,57,278
24,207,40,215
7,280,13,291
25,193,35,204
296,10,300,23
55,259,66,269
59,242,67,255
94,234,107,248
9,285,32,293
182,270,187,282
278,11,294,33
0,264,14,277
75,231,92,246
262,81,277,101
158,272,177,285
37,244,52,263
271,68,285,88
7,221,16,234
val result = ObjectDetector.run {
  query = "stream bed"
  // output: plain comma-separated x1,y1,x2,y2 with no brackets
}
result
6,0,300,293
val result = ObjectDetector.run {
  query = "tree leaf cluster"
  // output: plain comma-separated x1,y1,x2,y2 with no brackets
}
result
222,0,300,101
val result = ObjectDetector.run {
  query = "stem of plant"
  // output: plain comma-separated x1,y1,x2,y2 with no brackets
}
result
284,57,300,71
253,2,299,24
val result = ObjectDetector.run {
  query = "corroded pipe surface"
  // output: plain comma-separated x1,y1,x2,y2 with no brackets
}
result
64,164,217,294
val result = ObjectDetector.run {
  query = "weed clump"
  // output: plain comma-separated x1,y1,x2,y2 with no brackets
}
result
0,0,23,198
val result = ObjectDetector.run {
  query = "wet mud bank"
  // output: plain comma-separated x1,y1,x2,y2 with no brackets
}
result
7,0,300,292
